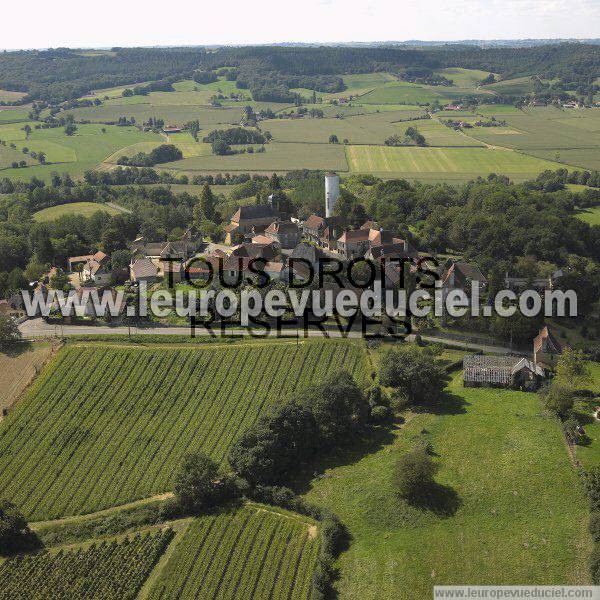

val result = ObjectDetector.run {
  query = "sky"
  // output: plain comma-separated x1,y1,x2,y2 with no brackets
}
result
3,0,600,50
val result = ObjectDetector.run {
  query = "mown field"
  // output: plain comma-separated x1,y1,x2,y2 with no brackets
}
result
33,201,126,221
345,145,561,180
149,504,319,600
304,372,592,599
0,340,368,520
162,142,348,173
0,529,173,600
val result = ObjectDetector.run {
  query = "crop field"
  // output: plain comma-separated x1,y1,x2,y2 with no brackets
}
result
0,89,27,102
304,373,591,599
345,145,561,180
463,109,600,151
0,340,368,519
163,142,348,173
414,120,485,147
33,201,126,222
0,108,30,124
0,529,174,600
149,504,319,600
525,148,600,171
0,343,54,414
262,109,425,145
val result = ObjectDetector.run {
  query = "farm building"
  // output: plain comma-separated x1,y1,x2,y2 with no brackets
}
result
533,326,563,370
463,354,545,391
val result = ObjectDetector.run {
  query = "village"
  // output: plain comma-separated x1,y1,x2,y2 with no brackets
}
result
0,171,574,398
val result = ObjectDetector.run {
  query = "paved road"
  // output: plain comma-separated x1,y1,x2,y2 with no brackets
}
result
19,318,521,354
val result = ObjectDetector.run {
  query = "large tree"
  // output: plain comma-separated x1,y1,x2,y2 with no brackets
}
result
379,346,447,404
0,499,29,555
174,451,221,514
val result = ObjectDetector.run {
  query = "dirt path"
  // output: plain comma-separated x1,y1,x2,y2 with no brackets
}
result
31,492,174,530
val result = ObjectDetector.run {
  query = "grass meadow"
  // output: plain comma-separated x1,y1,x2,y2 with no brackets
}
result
33,201,126,222
303,372,592,599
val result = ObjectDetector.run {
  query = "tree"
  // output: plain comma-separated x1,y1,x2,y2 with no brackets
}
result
393,448,438,502
539,383,575,417
21,124,31,139
329,134,339,144
174,451,221,514
0,317,21,349
64,123,77,136
554,348,591,390
296,370,369,445
379,346,447,404
194,184,218,224
100,227,127,254
0,499,30,555
37,152,46,164
211,139,231,155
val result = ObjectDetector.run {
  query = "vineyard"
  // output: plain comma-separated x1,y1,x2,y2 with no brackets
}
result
149,504,319,600
0,340,369,520
0,529,173,599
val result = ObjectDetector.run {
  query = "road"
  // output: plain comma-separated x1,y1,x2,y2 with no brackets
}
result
19,318,521,355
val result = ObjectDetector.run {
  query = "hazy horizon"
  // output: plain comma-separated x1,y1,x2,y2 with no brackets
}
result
3,0,600,51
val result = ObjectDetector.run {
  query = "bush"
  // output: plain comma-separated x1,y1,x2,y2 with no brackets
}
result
393,448,439,502
584,467,600,512
0,499,31,555
371,405,390,421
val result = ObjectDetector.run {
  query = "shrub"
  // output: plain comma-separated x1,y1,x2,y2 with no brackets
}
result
393,448,439,502
371,405,390,421
584,467,600,512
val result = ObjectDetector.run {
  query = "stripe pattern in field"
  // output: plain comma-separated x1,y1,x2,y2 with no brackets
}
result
149,505,319,600
0,529,173,600
0,341,368,520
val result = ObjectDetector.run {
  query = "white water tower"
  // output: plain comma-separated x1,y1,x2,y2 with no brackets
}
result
325,172,340,218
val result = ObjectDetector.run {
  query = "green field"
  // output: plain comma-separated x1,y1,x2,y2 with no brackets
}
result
483,76,537,95
0,124,163,181
0,340,368,520
576,206,600,225
149,504,319,600
573,363,600,469
360,81,443,105
0,108,30,124
163,142,348,173
525,148,600,171
0,529,173,599
0,89,27,102
345,145,562,180
414,120,485,147
33,201,126,222
433,68,493,88
262,109,425,145
304,373,592,599
0,145,35,169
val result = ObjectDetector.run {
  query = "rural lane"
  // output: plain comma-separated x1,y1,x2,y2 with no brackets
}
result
19,318,519,355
